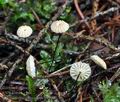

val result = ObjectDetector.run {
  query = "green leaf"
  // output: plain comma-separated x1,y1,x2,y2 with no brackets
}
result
40,50,52,70
33,0,56,19
43,87,54,102
90,96,94,102
0,0,8,7
44,32,52,43
26,75,36,102
40,50,50,59
28,13,34,21
99,81,120,102
0,0,8,4
55,43,64,57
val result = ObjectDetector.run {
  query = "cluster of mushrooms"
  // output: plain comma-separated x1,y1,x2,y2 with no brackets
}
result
16,20,107,82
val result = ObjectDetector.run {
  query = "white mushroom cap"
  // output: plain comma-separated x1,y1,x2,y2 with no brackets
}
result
50,20,69,33
70,61,91,81
90,55,107,69
17,25,33,38
26,55,36,78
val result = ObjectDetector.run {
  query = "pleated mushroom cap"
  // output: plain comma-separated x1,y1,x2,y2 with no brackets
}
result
90,55,107,69
70,62,91,81
17,25,33,38
26,55,36,78
50,20,69,33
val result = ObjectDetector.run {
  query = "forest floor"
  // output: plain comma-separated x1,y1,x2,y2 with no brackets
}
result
0,0,120,102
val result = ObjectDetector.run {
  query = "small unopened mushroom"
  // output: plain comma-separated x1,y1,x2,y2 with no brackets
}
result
26,55,36,78
70,61,91,81
50,20,69,33
90,55,107,69
17,25,33,38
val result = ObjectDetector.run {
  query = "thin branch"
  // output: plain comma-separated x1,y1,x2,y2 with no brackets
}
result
71,7,120,27
73,0,90,30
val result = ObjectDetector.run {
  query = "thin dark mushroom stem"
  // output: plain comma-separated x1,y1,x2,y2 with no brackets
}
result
68,71,81,94
49,34,62,72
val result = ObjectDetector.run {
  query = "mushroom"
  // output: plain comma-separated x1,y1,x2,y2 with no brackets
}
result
90,55,107,69
26,55,36,78
70,61,91,81
17,25,33,38
49,20,69,71
50,20,69,34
